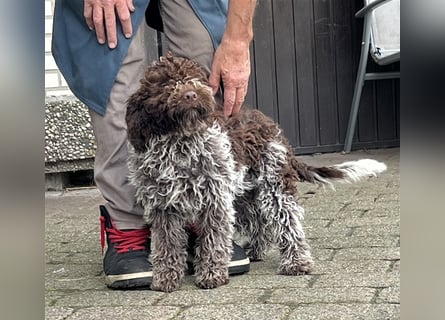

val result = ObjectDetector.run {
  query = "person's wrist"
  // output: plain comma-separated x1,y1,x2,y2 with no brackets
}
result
222,26,253,44
219,36,251,53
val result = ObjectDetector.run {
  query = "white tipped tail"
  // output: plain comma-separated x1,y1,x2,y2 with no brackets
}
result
333,159,387,183
294,158,387,186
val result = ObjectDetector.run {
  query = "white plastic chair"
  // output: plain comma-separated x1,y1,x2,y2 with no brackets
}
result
343,0,400,152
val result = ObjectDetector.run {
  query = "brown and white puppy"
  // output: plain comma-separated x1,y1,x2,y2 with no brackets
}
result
125,53,386,292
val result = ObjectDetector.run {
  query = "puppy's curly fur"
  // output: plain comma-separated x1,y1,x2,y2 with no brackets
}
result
126,53,387,292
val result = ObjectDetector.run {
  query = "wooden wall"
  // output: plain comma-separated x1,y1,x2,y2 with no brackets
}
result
147,0,400,154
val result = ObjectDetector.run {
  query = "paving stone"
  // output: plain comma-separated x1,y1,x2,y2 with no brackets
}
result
302,218,331,227
288,303,400,320
306,209,364,220
329,217,399,228
312,272,399,288
333,247,400,261
44,228,98,244
310,260,393,275
376,286,400,304
309,235,398,249
66,306,179,320
304,226,350,238
45,276,105,291
268,287,376,304
310,248,335,261
353,224,400,237
157,288,264,306
54,290,165,307
248,251,281,275
45,237,100,255
46,292,63,307
362,206,400,218
46,251,100,265
46,264,103,280
45,307,75,320
228,274,311,289
177,304,291,320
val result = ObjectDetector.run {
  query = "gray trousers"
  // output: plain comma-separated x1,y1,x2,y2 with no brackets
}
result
89,0,215,229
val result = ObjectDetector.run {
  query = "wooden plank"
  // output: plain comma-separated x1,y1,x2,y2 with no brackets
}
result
313,0,338,146
376,79,397,141
394,77,400,139
273,0,298,146
357,78,377,142
251,0,277,120
294,0,318,147
333,0,355,143
245,42,258,109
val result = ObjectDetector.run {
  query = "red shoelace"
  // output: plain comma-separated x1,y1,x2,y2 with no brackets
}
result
100,216,150,254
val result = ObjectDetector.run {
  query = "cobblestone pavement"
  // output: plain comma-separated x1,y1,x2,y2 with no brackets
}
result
45,148,400,320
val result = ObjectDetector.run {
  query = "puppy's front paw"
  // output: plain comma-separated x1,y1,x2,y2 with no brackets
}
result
195,269,229,289
278,260,315,276
151,271,182,293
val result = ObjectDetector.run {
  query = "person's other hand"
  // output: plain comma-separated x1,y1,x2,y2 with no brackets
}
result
84,0,135,49
209,39,251,119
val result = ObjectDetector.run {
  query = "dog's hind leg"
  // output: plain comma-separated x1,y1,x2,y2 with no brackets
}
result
194,200,234,289
275,193,314,275
235,190,273,262
149,210,188,292
252,141,314,274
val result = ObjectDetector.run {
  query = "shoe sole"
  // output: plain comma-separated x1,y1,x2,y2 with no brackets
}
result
228,257,250,275
106,257,250,289
186,257,250,275
105,271,153,289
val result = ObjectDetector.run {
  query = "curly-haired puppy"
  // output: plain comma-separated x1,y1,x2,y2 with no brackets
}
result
125,53,387,292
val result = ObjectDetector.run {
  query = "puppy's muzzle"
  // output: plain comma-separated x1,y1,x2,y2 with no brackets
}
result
184,91,198,101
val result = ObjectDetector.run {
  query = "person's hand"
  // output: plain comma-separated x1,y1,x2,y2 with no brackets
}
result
209,39,251,118
84,0,135,49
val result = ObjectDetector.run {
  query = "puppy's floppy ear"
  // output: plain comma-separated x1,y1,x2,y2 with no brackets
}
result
125,91,151,153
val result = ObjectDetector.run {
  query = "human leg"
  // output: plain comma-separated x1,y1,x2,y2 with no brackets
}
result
89,23,152,289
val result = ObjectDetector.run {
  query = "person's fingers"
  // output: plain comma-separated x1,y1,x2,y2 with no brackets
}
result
126,0,135,11
84,2,94,30
208,69,221,96
233,85,247,115
92,6,106,44
116,1,132,38
223,86,237,118
103,4,118,48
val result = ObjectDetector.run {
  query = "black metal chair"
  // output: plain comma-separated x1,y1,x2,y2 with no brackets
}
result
343,0,400,152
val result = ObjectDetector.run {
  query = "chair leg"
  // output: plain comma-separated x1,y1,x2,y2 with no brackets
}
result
344,16,372,153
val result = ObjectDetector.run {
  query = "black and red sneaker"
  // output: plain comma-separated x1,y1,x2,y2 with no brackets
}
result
100,205,152,289
186,228,250,275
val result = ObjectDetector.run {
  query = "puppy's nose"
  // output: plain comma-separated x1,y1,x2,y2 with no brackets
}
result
184,90,198,101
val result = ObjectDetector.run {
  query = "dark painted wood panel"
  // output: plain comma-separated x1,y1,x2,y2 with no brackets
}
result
376,79,397,141
293,0,318,147
333,0,355,143
146,0,399,154
273,0,298,146
251,0,277,120
245,43,258,109
313,0,338,145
